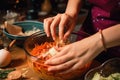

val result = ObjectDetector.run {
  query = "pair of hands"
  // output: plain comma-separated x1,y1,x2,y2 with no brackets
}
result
43,13,103,74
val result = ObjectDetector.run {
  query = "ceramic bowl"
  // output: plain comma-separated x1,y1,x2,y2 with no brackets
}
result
3,20,44,46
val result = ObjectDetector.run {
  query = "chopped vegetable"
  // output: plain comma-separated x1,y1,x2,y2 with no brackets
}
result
92,72,120,80
31,41,66,75
31,42,56,57
0,68,15,79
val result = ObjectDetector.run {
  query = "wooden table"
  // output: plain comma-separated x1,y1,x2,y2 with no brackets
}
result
1,45,40,80
1,44,101,80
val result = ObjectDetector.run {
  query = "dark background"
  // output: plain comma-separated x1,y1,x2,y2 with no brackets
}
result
0,0,68,13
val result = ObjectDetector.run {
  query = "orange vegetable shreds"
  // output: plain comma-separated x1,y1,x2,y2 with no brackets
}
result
31,42,56,56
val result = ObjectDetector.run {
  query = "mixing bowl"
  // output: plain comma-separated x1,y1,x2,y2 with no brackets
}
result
24,32,91,80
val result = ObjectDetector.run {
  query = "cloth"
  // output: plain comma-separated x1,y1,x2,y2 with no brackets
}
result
77,0,120,62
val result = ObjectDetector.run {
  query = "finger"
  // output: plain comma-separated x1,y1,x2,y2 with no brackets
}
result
58,51,90,74
72,58,86,70
49,46,67,59
59,14,69,40
59,58,83,74
63,24,74,40
45,50,74,65
54,46,63,51
63,30,71,40
50,14,61,40
47,58,77,72
44,17,54,37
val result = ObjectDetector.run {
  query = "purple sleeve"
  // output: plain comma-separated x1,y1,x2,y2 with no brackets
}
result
88,0,120,12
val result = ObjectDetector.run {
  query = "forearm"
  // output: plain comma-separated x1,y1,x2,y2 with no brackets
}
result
65,0,83,18
86,24,120,53
102,24,120,48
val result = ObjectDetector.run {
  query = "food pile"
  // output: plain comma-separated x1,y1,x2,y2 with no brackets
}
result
92,72,120,80
29,41,91,80
24,27,41,36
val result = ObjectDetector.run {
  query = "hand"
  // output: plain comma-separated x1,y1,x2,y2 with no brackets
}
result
44,13,77,41
45,33,104,74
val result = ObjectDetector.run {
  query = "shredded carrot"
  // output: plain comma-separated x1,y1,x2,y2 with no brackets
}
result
30,41,56,73
31,42,56,56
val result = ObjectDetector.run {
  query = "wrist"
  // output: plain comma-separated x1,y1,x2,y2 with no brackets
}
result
92,32,105,53
65,12,78,20
65,0,82,19
98,29,107,52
